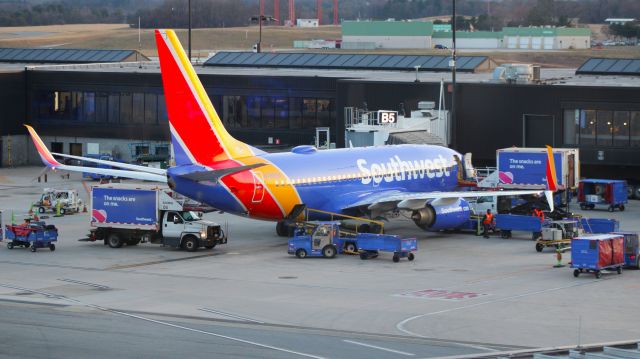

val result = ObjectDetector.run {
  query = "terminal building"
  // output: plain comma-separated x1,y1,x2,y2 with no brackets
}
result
341,20,591,50
0,47,639,186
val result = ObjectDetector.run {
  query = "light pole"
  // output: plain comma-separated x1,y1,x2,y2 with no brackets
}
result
450,0,457,148
250,15,277,53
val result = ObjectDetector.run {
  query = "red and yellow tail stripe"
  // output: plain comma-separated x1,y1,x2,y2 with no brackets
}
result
25,124,61,167
545,145,558,191
155,29,302,220
155,29,254,164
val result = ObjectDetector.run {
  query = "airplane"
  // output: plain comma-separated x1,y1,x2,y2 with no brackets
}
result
26,29,555,236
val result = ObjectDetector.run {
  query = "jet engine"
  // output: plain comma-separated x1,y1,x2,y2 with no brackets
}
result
411,198,471,231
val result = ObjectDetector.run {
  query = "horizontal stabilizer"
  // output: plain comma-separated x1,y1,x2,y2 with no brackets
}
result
51,152,166,175
177,163,266,183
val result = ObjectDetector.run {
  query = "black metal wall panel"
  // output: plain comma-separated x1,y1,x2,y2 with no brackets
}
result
577,58,640,76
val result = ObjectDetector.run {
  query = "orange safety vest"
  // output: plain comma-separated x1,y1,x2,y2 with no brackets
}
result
483,213,494,225
532,209,545,221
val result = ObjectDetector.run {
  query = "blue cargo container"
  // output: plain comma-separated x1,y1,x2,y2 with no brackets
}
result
571,234,624,278
495,214,545,239
578,179,627,212
580,218,619,234
612,232,640,268
357,233,417,262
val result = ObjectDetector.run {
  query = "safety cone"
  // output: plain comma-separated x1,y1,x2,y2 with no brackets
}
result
553,250,565,268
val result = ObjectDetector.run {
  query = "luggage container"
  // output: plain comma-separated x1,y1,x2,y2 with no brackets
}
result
612,232,639,268
357,233,417,262
495,214,545,239
5,220,58,252
580,218,619,233
578,179,627,212
571,234,624,278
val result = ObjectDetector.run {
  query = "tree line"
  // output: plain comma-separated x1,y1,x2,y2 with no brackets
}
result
0,0,639,29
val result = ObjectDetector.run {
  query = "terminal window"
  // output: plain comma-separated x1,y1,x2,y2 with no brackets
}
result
564,108,640,147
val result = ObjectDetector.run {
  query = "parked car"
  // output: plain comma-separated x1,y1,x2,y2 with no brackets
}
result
434,44,448,49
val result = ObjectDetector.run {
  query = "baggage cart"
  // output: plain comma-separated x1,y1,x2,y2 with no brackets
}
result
580,218,619,233
571,234,624,278
5,221,58,252
357,233,417,262
578,179,627,212
612,231,639,268
495,214,545,240
535,219,582,252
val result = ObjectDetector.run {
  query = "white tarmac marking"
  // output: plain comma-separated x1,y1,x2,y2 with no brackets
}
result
395,281,597,352
343,339,415,356
198,307,265,324
0,283,325,359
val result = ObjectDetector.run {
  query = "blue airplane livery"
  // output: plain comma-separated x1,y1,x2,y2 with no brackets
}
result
26,29,553,235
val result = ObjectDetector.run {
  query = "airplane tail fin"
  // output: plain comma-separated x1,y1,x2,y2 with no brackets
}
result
545,145,558,192
155,29,254,166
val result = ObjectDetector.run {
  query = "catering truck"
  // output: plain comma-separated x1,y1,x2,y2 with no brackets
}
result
88,185,227,251
471,147,579,215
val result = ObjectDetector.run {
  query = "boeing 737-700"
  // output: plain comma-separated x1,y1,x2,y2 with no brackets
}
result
26,29,554,235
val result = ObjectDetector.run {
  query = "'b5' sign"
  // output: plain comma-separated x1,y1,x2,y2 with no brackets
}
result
377,111,397,124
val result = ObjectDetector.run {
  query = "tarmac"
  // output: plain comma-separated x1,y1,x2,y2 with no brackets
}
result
0,166,639,359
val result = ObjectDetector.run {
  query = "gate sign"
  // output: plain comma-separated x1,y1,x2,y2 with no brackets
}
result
377,110,397,124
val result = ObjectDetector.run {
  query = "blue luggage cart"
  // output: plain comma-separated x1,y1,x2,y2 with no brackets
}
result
580,218,619,233
357,233,417,262
612,231,639,268
571,234,624,278
5,221,58,252
495,214,546,240
578,179,627,212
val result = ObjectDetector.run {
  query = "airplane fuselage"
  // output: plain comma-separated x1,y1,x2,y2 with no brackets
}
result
169,144,462,221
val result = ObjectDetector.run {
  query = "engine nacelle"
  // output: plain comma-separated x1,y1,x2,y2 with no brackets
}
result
412,198,471,231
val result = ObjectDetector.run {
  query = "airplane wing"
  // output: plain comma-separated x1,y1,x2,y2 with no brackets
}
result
51,152,166,175
25,125,167,183
344,189,554,212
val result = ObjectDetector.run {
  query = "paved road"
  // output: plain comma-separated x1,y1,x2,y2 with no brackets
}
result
0,300,512,359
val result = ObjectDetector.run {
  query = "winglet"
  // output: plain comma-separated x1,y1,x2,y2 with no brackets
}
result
544,190,554,213
545,145,558,191
25,125,62,168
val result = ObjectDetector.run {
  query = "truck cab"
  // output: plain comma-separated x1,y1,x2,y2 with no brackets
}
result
155,210,226,251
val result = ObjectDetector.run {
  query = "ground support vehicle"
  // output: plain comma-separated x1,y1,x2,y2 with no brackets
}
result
5,221,58,252
287,222,356,258
88,185,226,251
495,214,546,240
535,220,582,252
580,218,620,233
478,147,579,190
571,234,624,278
34,188,84,215
578,179,627,212
612,232,639,268
357,233,417,262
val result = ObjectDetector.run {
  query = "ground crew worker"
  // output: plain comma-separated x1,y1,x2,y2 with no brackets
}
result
532,207,545,221
532,206,545,240
482,209,494,238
